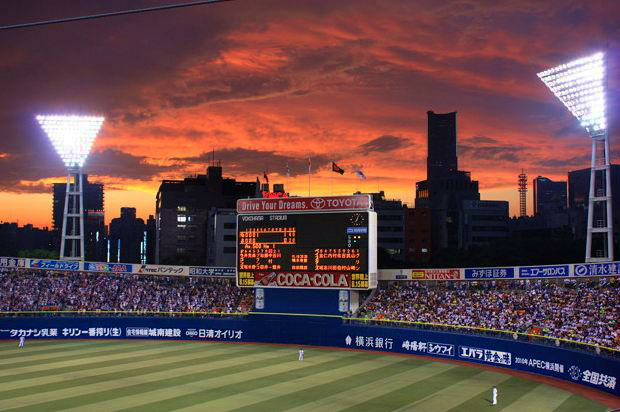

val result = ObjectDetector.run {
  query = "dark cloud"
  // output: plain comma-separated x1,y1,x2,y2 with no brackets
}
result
358,135,412,155
0,147,174,193
173,148,331,177
87,149,176,181
458,136,525,163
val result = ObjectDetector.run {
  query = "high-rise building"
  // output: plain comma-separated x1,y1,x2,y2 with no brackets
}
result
427,111,458,181
52,175,106,261
108,208,145,264
145,215,156,264
415,111,480,251
156,164,259,265
533,176,567,216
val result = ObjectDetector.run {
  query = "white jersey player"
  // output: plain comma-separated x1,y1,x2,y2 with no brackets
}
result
492,386,497,405
298,348,304,361
18,336,25,348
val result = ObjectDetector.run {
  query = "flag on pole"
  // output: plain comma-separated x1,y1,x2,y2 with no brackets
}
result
263,172,269,183
308,157,312,173
285,162,290,177
355,170,366,180
332,162,345,175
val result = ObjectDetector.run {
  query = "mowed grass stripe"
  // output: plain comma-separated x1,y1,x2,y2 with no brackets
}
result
58,350,343,412
0,346,295,411
0,340,110,357
221,356,429,412
338,364,483,412
0,342,234,392
0,341,164,370
552,393,608,412
285,361,458,412
114,351,373,412
0,342,189,381
0,340,137,363
445,375,540,411
398,370,512,411
0,344,280,407
499,383,575,412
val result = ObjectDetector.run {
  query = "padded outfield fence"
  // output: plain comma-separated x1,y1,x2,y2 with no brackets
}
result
1,311,619,398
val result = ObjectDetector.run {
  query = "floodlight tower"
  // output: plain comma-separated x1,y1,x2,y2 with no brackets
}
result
37,115,104,261
538,52,611,262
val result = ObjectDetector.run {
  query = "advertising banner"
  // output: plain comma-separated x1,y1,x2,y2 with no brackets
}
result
189,267,235,277
237,195,372,214
0,257,26,268
519,265,569,278
574,262,620,277
0,316,617,396
30,259,80,271
239,271,366,289
134,264,188,276
410,268,460,280
85,262,133,273
464,267,515,279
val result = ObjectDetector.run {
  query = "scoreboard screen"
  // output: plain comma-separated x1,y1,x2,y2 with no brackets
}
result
237,211,377,289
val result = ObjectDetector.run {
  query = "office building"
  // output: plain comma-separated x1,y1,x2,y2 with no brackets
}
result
108,208,145,264
156,164,259,265
533,176,567,216
461,200,509,248
415,111,480,251
206,208,237,267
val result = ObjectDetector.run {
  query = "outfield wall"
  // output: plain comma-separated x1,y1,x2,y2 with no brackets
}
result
1,315,617,398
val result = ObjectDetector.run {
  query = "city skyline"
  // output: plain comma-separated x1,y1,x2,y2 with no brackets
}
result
1,0,619,227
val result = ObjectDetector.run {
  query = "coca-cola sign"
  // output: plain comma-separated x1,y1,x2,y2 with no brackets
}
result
237,195,372,213
241,271,370,289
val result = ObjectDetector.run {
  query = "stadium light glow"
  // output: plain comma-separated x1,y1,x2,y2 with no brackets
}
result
36,115,104,168
537,52,606,135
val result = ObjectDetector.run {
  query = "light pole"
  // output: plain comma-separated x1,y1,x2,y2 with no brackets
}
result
37,115,104,261
538,52,611,262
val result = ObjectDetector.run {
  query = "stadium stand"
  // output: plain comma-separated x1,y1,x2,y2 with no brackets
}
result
357,278,620,350
0,268,252,313
1,267,618,351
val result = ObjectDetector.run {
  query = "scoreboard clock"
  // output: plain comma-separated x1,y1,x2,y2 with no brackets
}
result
236,196,377,289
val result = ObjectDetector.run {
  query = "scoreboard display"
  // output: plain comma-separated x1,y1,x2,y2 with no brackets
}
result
237,210,377,289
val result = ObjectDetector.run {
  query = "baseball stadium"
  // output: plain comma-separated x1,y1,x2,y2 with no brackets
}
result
1,194,619,412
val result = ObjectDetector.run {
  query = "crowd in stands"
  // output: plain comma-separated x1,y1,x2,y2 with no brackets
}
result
2,267,619,351
0,268,252,314
358,278,620,350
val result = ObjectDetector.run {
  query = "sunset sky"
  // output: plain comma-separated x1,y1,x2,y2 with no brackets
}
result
1,0,619,228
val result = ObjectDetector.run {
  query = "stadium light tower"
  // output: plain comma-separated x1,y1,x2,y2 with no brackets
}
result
538,52,612,262
37,115,104,261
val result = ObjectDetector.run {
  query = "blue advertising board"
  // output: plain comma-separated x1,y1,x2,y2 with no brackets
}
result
1,316,617,397
519,265,569,278
574,262,620,277
85,262,133,273
29,259,79,271
464,267,514,279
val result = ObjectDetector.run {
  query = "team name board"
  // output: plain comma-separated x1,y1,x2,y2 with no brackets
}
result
237,196,377,290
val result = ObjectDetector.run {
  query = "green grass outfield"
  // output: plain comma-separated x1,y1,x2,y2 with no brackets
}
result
0,340,611,412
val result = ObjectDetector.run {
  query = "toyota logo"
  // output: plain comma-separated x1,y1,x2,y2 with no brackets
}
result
311,198,326,209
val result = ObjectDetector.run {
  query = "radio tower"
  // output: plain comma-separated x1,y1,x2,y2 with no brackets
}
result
518,169,527,217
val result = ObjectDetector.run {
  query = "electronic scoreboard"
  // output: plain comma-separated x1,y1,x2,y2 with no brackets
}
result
236,196,377,289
